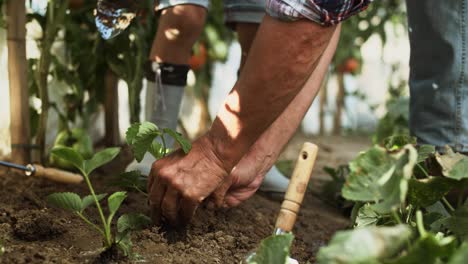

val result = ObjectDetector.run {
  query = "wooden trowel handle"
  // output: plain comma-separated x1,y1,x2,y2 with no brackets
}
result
33,164,84,184
274,142,318,232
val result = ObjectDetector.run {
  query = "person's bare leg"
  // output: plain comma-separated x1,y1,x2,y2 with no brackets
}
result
221,25,341,206
150,5,206,63
127,5,206,175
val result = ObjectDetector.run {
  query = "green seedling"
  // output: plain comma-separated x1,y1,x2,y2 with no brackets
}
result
46,147,151,256
113,122,191,194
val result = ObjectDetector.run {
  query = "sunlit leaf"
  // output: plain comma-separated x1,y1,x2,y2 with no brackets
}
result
163,128,192,154
50,147,84,172
247,233,294,264
317,225,412,264
84,147,121,175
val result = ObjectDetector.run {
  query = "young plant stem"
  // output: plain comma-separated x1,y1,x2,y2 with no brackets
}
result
134,185,148,197
416,210,427,237
76,212,105,236
441,197,455,213
81,171,113,247
391,209,403,225
160,134,167,156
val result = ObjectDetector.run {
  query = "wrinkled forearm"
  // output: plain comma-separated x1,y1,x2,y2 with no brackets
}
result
207,15,336,172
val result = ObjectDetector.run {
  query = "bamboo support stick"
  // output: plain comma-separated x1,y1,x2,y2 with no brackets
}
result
7,0,31,164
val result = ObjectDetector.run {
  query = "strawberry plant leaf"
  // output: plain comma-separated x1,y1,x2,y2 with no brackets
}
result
84,147,121,175
112,171,147,193
116,231,132,256
407,177,456,207
50,147,84,172
149,141,165,159
435,204,468,240
247,233,294,264
163,128,192,154
117,213,151,233
125,122,140,145
342,145,417,213
388,233,457,264
126,122,161,162
355,204,381,227
47,192,82,212
417,145,436,163
317,225,412,264
108,191,127,216
436,146,468,180
81,193,107,212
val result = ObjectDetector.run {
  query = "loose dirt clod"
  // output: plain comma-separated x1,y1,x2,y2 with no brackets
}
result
12,209,66,241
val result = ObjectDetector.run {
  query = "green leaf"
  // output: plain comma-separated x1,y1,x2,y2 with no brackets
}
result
117,213,151,233
247,233,294,264
108,191,127,216
83,147,121,175
116,231,133,256
317,225,412,264
81,193,107,212
126,122,161,162
448,242,468,264
47,192,82,212
407,177,456,207
436,204,468,240
163,128,192,154
148,141,165,159
112,171,147,193
388,233,457,264
50,147,84,172
125,122,140,145
342,145,417,213
355,204,381,227
417,145,436,163
436,146,468,180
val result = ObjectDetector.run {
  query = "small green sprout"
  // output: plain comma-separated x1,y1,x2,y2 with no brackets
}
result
46,147,150,256
113,122,192,194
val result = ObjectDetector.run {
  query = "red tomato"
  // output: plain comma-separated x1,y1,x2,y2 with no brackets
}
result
189,43,207,71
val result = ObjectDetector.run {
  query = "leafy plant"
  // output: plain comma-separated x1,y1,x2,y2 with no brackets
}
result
46,147,151,256
246,233,295,264
113,122,192,194
317,140,468,263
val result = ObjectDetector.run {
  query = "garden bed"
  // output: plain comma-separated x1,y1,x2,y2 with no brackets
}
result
0,135,368,263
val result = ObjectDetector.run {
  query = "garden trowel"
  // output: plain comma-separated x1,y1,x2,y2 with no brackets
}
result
0,160,83,184
245,142,318,264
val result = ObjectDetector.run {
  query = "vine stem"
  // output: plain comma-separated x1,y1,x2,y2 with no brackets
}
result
441,197,455,212
81,170,113,247
391,209,403,224
416,210,427,237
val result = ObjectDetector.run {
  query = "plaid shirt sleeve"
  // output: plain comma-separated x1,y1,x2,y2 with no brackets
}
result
266,0,373,26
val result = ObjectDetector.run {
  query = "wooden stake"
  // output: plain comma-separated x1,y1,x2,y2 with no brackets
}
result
104,70,120,146
333,72,345,135
7,0,31,164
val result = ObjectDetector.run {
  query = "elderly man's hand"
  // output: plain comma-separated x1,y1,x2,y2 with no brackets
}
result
147,135,229,226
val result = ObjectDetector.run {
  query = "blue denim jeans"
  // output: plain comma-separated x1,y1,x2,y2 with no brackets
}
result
407,0,468,152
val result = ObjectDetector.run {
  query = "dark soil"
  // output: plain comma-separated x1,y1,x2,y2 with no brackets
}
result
0,135,368,263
